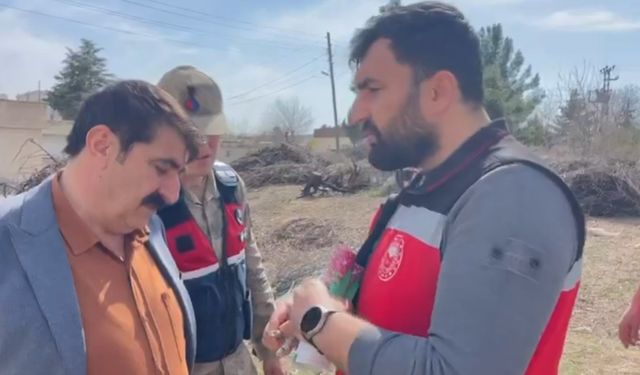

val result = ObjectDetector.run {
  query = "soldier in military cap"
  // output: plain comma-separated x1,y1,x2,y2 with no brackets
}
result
157,66,286,375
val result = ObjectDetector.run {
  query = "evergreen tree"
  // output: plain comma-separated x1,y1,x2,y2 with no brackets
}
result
47,39,112,120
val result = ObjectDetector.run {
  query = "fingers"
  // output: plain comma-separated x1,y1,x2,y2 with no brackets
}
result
275,337,298,358
631,317,640,346
278,320,296,338
272,321,299,357
268,297,293,328
619,318,631,348
262,357,288,375
266,321,299,358
619,309,640,349
263,297,293,351
263,328,287,352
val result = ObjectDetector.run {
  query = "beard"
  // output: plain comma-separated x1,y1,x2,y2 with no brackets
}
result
364,93,439,171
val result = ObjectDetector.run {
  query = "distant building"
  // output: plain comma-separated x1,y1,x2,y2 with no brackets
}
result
0,99,50,182
16,90,62,121
0,98,72,182
307,124,352,152
0,94,8,100
16,90,47,102
312,124,347,138
219,135,273,163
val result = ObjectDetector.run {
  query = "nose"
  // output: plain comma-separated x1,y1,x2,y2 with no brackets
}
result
348,95,370,126
159,172,181,205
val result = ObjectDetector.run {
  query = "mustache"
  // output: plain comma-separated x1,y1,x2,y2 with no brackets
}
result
362,119,383,141
362,120,381,135
141,191,168,210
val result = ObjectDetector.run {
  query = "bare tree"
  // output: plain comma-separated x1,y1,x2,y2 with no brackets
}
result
262,97,314,142
554,63,601,144
611,85,640,129
552,63,640,159
227,117,252,135
532,92,561,128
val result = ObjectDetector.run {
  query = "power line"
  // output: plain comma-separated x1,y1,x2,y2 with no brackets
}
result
228,75,318,106
134,0,321,40
0,3,236,53
122,0,324,48
52,0,193,32
227,54,325,100
49,0,308,51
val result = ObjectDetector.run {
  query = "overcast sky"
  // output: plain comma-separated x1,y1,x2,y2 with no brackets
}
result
1,0,638,133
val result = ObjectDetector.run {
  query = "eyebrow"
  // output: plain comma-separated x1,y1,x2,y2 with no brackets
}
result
351,77,380,92
150,158,185,172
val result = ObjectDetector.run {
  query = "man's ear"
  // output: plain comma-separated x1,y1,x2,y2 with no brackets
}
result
85,125,118,167
419,71,459,117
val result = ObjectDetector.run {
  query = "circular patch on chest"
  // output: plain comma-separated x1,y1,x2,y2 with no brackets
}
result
377,234,405,282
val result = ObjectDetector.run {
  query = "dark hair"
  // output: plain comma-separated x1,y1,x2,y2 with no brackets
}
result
65,80,200,160
350,1,484,104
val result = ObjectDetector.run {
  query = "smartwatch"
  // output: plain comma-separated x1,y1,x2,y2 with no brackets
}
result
300,305,337,353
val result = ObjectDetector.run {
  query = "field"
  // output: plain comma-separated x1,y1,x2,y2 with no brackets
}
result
248,185,640,374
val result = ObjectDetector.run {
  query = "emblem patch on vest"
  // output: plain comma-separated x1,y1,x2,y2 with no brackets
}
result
378,234,405,281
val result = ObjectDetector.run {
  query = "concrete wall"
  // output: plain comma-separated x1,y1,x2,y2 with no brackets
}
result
41,122,72,159
0,100,51,181
0,100,49,129
307,137,353,152
218,138,269,163
0,128,48,182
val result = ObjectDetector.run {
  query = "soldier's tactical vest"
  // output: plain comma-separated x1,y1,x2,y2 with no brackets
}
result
158,162,252,363
353,120,585,375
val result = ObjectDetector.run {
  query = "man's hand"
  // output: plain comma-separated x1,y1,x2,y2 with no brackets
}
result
285,278,346,339
262,279,347,353
619,301,640,348
262,356,288,375
263,295,297,356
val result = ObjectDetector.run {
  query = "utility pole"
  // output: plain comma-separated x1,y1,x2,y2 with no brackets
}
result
326,32,340,152
588,65,619,132
597,65,619,116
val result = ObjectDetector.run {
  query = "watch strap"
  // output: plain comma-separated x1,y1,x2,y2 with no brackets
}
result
306,310,338,355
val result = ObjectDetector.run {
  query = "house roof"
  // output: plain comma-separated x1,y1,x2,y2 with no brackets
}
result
313,125,347,138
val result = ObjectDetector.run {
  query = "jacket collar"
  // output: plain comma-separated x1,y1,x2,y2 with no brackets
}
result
9,176,87,375
405,119,509,194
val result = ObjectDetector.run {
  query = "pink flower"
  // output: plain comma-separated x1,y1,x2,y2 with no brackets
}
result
322,244,359,295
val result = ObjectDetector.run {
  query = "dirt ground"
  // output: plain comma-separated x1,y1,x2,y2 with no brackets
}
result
248,185,640,374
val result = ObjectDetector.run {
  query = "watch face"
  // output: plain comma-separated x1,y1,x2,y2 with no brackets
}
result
301,306,323,334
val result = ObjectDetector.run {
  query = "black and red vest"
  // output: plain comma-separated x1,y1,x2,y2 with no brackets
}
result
157,162,252,363
354,120,585,375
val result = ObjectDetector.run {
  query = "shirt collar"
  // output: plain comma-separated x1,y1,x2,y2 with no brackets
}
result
184,172,219,205
51,172,100,256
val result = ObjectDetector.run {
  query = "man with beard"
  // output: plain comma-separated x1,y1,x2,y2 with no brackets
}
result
262,2,586,375
0,80,200,375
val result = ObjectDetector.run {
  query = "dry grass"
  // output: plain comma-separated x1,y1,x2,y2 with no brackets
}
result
560,219,640,374
248,185,378,296
249,185,640,374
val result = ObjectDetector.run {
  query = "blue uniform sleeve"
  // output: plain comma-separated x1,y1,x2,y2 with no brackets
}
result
348,165,578,375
